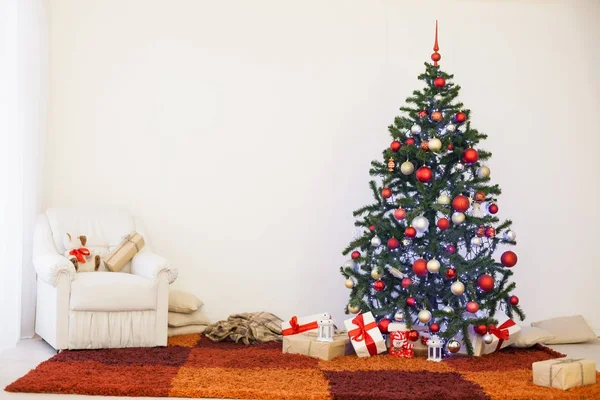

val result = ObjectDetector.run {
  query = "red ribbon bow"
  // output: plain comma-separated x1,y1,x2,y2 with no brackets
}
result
348,313,378,356
69,248,90,263
489,318,515,351
282,316,319,336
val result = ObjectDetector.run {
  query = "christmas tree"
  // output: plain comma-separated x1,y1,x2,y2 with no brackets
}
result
340,22,524,355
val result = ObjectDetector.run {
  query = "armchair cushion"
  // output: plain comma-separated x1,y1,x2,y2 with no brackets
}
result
131,251,177,284
33,253,76,286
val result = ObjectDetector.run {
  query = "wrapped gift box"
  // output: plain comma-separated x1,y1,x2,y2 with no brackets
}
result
282,331,353,360
533,358,597,390
282,313,331,336
389,330,414,358
103,232,145,272
457,316,521,356
344,312,386,357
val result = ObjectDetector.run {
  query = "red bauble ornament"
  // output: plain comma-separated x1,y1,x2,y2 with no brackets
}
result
415,166,433,183
405,138,416,145
390,141,401,152
477,274,495,292
387,237,400,250
474,191,486,202
421,141,429,151
406,297,416,307
466,301,480,313
401,277,412,288
433,77,446,88
382,187,392,199
373,280,385,291
412,258,428,276
474,325,488,336
447,143,454,151
509,295,520,306
369,225,375,232
407,330,419,342
476,226,486,237
351,251,361,260
488,203,499,214
421,336,429,346
437,218,450,230
405,226,417,238
431,111,443,122
446,244,456,254
377,318,392,334
485,227,496,238
452,195,470,212
429,323,440,333
394,208,406,220
445,268,456,279
455,111,467,123
431,53,441,63
418,110,427,118
501,251,518,268
462,148,479,164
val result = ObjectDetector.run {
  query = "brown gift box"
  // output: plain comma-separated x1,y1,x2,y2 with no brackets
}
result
282,331,353,361
103,232,145,272
532,357,597,390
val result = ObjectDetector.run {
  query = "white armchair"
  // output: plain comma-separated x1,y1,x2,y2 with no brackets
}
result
33,208,177,350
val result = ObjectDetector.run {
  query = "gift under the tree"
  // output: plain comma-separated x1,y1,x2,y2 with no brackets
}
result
388,330,414,358
344,312,386,357
281,313,330,336
282,331,353,360
103,232,145,272
532,358,597,390
386,323,428,357
457,316,521,356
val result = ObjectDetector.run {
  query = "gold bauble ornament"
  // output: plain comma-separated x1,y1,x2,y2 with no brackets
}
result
344,278,354,289
428,137,442,152
400,160,414,175
447,339,461,353
451,281,465,296
418,309,432,323
347,304,360,314
370,268,382,280
438,192,451,205
388,158,395,172
477,165,491,178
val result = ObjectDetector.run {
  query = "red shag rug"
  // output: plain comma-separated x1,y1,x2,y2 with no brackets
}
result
5,334,600,400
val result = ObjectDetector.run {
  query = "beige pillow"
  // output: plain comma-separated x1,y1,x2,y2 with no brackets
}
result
512,326,556,348
168,309,211,327
531,315,597,344
168,324,207,337
168,290,204,314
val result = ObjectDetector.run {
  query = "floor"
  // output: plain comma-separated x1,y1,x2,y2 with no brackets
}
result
1,338,599,399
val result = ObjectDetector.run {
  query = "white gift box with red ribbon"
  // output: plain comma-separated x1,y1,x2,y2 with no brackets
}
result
457,315,521,356
281,313,331,336
344,312,387,357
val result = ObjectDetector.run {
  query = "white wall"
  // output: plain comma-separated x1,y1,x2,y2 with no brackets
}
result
45,0,600,331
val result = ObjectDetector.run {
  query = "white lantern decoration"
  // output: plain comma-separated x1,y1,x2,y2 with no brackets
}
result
410,124,422,134
317,319,335,342
412,216,429,233
427,335,444,362
426,258,441,273
451,212,465,225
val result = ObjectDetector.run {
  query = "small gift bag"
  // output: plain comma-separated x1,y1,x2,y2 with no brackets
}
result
344,312,386,357
532,358,597,390
389,330,414,358
282,313,331,336
103,232,145,272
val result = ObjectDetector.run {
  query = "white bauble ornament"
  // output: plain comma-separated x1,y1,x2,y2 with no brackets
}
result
400,161,415,175
438,193,451,205
427,258,441,273
347,304,360,314
344,260,358,271
442,305,453,313
394,310,404,322
503,230,516,241
412,216,429,233
477,165,491,178
434,94,443,102
446,124,456,132
406,130,413,138
451,281,465,296
410,124,422,134
344,278,354,289
455,162,465,172
402,239,411,246
370,268,382,280
371,236,382,247
471,237,483,246
418,309,432,324
451,212,466,225
428,138,442,152
482,333,494,345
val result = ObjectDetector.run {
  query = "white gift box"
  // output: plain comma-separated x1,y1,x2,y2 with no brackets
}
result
457,316,521,356
344,312,387,357
281,312,331,336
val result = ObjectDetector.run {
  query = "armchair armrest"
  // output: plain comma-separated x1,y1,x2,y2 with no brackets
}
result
131,251,177,284
34,253,76,287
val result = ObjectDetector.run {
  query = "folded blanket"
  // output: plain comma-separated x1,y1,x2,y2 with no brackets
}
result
204,312,283,344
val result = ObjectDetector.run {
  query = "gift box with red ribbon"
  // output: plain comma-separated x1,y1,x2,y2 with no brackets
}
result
457,316,521,356
389,330,414,358
344,312,387,357
281,313,331,336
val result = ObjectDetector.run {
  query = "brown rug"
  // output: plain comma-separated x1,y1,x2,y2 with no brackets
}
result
5,334,600,399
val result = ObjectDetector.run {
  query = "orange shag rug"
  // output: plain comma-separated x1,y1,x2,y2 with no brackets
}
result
5,334,600,400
